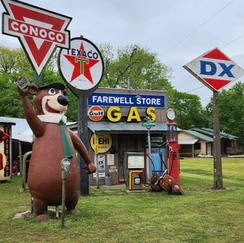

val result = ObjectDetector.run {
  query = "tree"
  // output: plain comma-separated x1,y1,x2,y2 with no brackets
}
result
219,82,244,145
99,43,173,92
0,45,33,79
0,46,70,118
205,82,244,145
168,89,207,129
0,75,24,117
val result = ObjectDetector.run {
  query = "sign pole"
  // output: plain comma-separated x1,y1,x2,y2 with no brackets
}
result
34,71,44,86
78,94,89,195
94,133,99,189
213,91,223,189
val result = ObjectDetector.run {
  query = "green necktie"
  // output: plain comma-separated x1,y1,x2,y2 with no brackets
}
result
59,120,73,159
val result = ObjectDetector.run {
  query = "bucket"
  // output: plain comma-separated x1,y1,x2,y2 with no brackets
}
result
105,175,112,186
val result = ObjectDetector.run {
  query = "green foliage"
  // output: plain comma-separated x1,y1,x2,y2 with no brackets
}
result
206,82,244,145
218,82,244,145
0,45,79,120
0,75,24,117
0,45,34,78
99,43,173,92
0,158,243,242
168,89,207,129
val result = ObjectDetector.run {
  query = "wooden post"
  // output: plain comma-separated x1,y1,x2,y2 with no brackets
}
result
94,133,99,189
18,141,22,176
213,91,223,189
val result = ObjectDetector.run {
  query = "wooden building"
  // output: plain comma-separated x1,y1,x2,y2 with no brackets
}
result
178,128,243,157
85,88,168,185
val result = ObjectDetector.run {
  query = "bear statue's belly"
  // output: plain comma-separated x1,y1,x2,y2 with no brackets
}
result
27,123,80,206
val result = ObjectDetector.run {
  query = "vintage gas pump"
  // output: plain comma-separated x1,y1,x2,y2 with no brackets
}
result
166,108,180,183
125,152,144,191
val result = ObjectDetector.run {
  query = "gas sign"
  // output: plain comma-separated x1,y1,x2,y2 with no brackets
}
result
58,37,104,91
88,106,104,121
90,133,112,154
183,47,244,91
1,0,72,75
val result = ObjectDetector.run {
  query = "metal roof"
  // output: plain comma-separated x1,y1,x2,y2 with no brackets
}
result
182,130,213,142
88,121,168,134
0,117,16,125
200,128,239,140
0,117,33,142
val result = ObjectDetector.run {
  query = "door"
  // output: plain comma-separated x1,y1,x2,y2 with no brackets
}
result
118,134,139,182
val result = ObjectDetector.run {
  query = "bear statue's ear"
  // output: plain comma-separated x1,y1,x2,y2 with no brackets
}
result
29,84,39,95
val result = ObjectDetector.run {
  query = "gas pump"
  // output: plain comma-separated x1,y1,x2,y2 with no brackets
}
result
166,108,180,183
148,109,183,194
124,152,144,191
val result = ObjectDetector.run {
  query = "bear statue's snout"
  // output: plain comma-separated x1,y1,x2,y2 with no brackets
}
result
58,95,69,106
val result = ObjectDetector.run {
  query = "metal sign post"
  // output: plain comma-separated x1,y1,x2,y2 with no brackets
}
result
93,133,99,189
142,118,155,181
77,94,90,195
58,36,104,195
183,47,244,189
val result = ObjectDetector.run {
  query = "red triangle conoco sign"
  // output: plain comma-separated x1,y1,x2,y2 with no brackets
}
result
183,47,244,91
1,0,72,74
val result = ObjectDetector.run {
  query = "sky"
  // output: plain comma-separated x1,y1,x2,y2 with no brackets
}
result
1,0,244,107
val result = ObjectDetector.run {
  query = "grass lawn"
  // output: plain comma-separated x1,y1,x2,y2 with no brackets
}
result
0,157,243,243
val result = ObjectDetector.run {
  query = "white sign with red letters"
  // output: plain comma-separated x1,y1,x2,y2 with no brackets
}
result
1,0,72,74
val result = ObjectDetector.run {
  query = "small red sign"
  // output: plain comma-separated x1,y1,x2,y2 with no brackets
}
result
88,106,104,121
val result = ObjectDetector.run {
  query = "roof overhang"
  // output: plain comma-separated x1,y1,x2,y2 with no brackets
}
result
178,139,199,145
88,121,168,134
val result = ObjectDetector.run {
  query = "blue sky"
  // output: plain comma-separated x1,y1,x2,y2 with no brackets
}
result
1,0,244,107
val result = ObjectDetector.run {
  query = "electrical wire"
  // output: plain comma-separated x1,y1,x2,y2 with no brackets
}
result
160,0,235,57
186,85,205,93
221,33,244,49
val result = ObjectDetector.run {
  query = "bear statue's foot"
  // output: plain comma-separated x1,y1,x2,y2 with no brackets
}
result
36,214,49,221
67,209,80,215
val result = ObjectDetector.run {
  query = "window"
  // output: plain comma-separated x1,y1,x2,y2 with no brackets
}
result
194,143,201,149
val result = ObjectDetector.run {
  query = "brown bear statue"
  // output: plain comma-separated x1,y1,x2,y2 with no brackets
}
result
17,77,96,219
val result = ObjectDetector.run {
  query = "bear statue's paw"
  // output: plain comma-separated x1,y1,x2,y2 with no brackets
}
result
67,209,80,215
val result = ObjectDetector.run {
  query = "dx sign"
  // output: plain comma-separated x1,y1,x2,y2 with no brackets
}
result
200,61,235,78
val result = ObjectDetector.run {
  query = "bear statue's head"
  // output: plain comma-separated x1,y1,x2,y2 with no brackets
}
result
29,83,68,116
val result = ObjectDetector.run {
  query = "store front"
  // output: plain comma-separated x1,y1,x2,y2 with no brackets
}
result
86,88,168,186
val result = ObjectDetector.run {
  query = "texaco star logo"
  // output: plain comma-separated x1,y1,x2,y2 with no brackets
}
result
63,42,100,84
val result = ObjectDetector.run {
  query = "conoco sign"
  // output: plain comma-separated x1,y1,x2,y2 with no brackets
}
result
1,0,72,74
